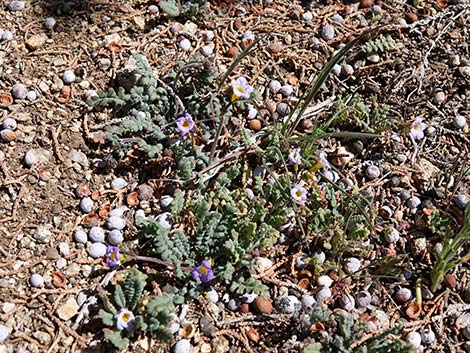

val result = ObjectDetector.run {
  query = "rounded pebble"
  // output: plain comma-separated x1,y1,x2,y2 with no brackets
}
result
200,30,214,41
1,30,13,42
74,229,87,243
317,275,333,288
269,80,281,94
2,118,17,130
108,230,124,245
44,17,56,29
227,298,240,311
339,294,355,310
79,197,94,213
421,329,435,344
88,226,105,243
7,1,25,11
395,287,412,303
58,242,70,256
279,85,293,97
111,177,128,190
276,102,289,116
156,212,172,229
107,216,126,230
179,38,191,51
356,290,372,307
454,195,469,210
316,287,332,302
24,150,39,167
365,165,381,179
453,114,467,129
275,295,301,314
11,83,28,99
406,331,421,348
201,45,213,56
0,324,9,342
62,70,76,84
384,226,400,243
302,11,313,21
342,64,355,76
344,257,361,274
29,273,44,288
301,295,316,311
206,289,219,303
332,64,342,76
160,195,174,208
320,24,335,40
173,339,191,353
407,196,421,209
88,242,107,258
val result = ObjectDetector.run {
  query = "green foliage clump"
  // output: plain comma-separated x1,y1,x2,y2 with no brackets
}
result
362,35,395,54
98,268,176,349
303,306,412,353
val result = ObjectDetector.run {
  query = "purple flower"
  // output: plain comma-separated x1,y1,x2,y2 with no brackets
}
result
288,148,302,165
231,77,254,101
291,184,308,202
410,117,426,140
105,245,121,267
191,260,214,283
176,113,195,136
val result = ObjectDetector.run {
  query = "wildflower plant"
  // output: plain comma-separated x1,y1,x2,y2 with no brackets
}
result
410,117,426,140
98,268,179,349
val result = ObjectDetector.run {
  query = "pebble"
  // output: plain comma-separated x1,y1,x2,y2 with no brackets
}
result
407,196,421,209
279,85,293,97
88,227,105,243
108,230,124,245
58,242,70,256
341,64,354,76
406,331,421,348
356,290,372,307
179,38,191,51
62,70,76,84
454,195,469,209
331,14,343,23
56,258,67,269
317,275,333,288
395,287,412,303
339,294,355,310
320,24,335,40
79,197,94,213
68,149,88,167
27,91,37,100
88,242,107,258
301,295,316,311
206,289,219,303
0,325,9,342
200,30,214,41
7,1,25,11
384,226,400,243
201,45,213,56
421,329,435,344
24,149,39,167
302,11,313,21
269,80,281,94
227,299,240,311
1,30,13,41
57,298,79,321
275,295,301,314
453,115,467,129
371,5,382,14
160,195,174,208
365,165,381,179
30,273,44,287
316,287,332,302
33,225,52,243
44,17,56,29
111,177,128,190
332,64,342,76
107,216,126,230
0,129,16,142
344,257,361,274
11,83,28,99
276,102,289,116
253,257,273,274
173,339,191,353
109,206,128,217
459,66,470,77
74,229,87,243
156,212,172,229
26,33,47,50
2,118,17,130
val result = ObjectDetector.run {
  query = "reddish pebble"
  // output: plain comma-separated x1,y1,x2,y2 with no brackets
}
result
444,273,457,289
405,13,418,23
240,303,250,313
359,0,374,8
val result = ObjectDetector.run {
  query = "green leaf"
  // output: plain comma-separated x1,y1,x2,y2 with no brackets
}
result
98,309,115,327
124,268,148,310
113,284,126,309
104,330,129,349
159,1,180,17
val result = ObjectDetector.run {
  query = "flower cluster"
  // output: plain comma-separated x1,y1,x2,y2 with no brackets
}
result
191,260,214,283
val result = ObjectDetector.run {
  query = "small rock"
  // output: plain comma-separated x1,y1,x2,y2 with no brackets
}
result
407,196,421,209
365,165,381,179
160,195,174,208
356,290,372,307
32,331,51,346
173,339,191,353
24,150,39,167
302,11,313,21
108,230,124,245
459,66,470,77
406,331,421,348
44,17,56,29
79,197,94,213
301,295,316,311
344,257,361,274
107,216,126,230
179,38,191,51
0,129,16,142
395,288,412,303
453,115,467,129
27,90,37,100
0,325,9,342
320,24,335,41
339,294,355,310
111,177,128,190
2,118,17,130
253,297,273,314
269,80,281,94
1,30,13,42
30,273,44,287
26,33,47,50
227,299,240,311
199,315,215,336
132,16,145,31
57,298,79,321
421,329,435,344
58,242,70,256
275,295,301,314
74,229,87,244
68,149,88,167
11,83,28,99
7,1,25,11
253,257,273,274
211,336,229,353
279,85,293,97
62,70,76,84
454,195,469,210
88,227,105,243
88,242,107,258
33,225,53,243
317,275,333,288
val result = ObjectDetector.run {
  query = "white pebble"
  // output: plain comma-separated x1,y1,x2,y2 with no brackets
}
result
242,293,258,303
201,45,213,56
320,24,335,41
107,216,126,230
206,289,219,303
108,230,124,245
178,38,191,51
7,1,25,11
406,331,422,348
365,165,381,179
88,242,107,258
312,251,325,264
407,196,421,209
11,83,28,99
344,257,361,274
173,339,191,353
317,275,333,288
200,30,214,41
339,294,355,310
316,287,332,302
79,197,94,213
109,206,128,217
29,273,44,288
269,80,281,94
74,229,87,243
44,17,56,29
160,195,174,208
276,295,301,314
62,70,76,84
279,85,293,97
111,177,128,190
301,295,316,311
56,258,67,269
2,118,17,130
332,64,342,76
135,209,146,225
1,30,13,42
453,115,467,129
0,324,9,342
88,226,105,243
384,226,400,243
156,212,172,229
302,11,313,21
421,329,435,344
24,150,39,167
58,242,70,256
395,288,412,303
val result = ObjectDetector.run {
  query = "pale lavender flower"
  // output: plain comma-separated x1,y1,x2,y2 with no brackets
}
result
192,260,214,283
288,148,302,165
231,77,254,101
291,184,308,202
115,308,135,331
105,245,121,267
410,118,426,140
318,152,330,170
176,113,195,136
